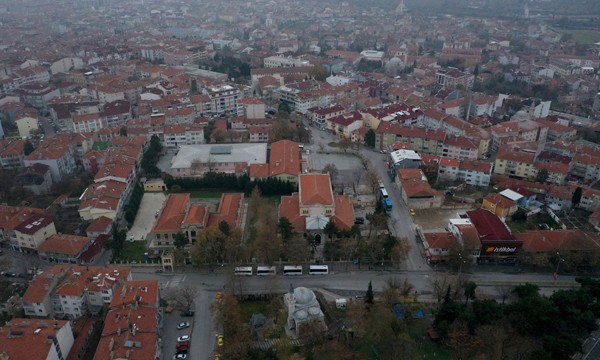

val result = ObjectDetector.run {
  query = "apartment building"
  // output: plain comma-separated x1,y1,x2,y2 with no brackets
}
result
13,214,57,254
24,139,76,182
0,318,74,360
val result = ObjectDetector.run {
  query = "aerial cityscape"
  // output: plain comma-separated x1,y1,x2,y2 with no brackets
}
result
1,0,600,359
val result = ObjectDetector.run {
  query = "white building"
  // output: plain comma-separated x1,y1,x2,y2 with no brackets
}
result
264,55,311,68
206,85,242,116
360,50,385,62
0,318,74,360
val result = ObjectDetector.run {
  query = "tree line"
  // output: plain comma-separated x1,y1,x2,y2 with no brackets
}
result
164,173,297,196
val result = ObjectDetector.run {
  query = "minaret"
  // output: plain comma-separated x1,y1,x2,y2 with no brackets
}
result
396,0,407,15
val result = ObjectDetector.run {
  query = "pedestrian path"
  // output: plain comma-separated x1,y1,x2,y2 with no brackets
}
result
166,274,186,288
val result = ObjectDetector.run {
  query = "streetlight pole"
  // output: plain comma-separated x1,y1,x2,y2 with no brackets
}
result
554,251,565,280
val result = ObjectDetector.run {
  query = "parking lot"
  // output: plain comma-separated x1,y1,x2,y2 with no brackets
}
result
127,192,166,242
163,310,196,360
413,207,473,231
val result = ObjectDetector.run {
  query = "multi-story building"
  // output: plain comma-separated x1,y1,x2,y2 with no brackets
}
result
24,138,76,182
0,139,26,169
149,192,244,249
264,55,311,68
442,135,479,160
307,105,345,130
15,83,60,109
205,85,242,116
279,174,355,240
0,318,75,360
37,234,94,264
22,265,132,319
376,123,446,155
493,144,537,179
12,214,56,253
269,140,301,185
14,107,39,137
326,111,363,138
436,68,474,90
437,158,493,187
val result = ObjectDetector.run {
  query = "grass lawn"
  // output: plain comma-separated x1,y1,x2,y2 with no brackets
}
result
114,241,147,262
239,299,275,322
559,28,600,44
507,212,561,233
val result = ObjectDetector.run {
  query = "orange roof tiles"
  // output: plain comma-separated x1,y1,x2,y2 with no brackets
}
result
86,216,113,233
424,232,453,249
330,195,355,230
269,140,300,178
37,234,92,256
516,230,600,253
397,168,424,181
153,194,190,233
278,193,305,231
183,204,210,226
208,193,244,228
249,163,270,179
299,174,334,206
0,319,71,359
484,193,517,210
110,280,159,308
402,179,441,198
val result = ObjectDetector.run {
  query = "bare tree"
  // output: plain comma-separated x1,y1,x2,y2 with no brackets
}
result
389,237,411,270
322,163,339,184
427,274,463,304
174,285,199,310
338,137,353,152
495,285,513,305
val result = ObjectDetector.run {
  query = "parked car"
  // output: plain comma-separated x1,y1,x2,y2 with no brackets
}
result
176,340,190,349
181,310,195,317
172,353,187,360
155,269,163,273
217,335,224,346
177,335,190,342
177,322,190,330
354,217,365,225
1,272,16,278
410,208,416,216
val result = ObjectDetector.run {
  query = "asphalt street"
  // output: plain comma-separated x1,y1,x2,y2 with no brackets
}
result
306,127,426,271
133,267,579,360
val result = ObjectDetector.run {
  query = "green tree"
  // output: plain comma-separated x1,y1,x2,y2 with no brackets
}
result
365,129,376,148
323,220,339,239
218,220,231,237
278,101,291,115
511,209,527,222
190,227,227,270
572,187,582,208
119,126,127,136
308,65,329,81
174,232,189,249
535,168,549,183
23,141,34,156
463,281,477,305
277,217,294,242
365,281,374,305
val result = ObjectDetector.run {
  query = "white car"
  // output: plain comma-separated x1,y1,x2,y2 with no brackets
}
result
172,354,187,360
177,335,190,342
177,322,190,330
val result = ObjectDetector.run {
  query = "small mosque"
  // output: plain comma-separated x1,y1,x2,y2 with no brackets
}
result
284,285,326,338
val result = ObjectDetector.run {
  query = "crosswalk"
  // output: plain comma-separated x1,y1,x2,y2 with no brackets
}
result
165,275,186,288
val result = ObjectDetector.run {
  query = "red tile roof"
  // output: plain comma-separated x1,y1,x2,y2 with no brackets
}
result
183,204,210,226
37,234,92,256
484,193,518,210
278,193,305,231
424,232,453,249
153,194,190,233
330,195,355,230
516,230,600,253
269,140,300,177
0,318,71,359
207,193,244,229
466,209,515,241
110,280,159,308
86,216,113,233
396,168,423,181
402,178,441,198
299,174,334,206
249,163,270,179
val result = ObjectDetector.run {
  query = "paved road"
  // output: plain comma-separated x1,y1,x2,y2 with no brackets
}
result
127,192,166,243
133,267,579,360
306,127,426,271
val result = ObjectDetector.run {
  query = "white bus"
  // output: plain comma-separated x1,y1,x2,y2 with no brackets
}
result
256,266,277,276
309,265,329,275
283,265,303,276
234,266,253,276
380,188,389,199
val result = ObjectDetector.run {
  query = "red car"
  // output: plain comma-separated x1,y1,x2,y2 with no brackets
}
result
176,341,190,350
